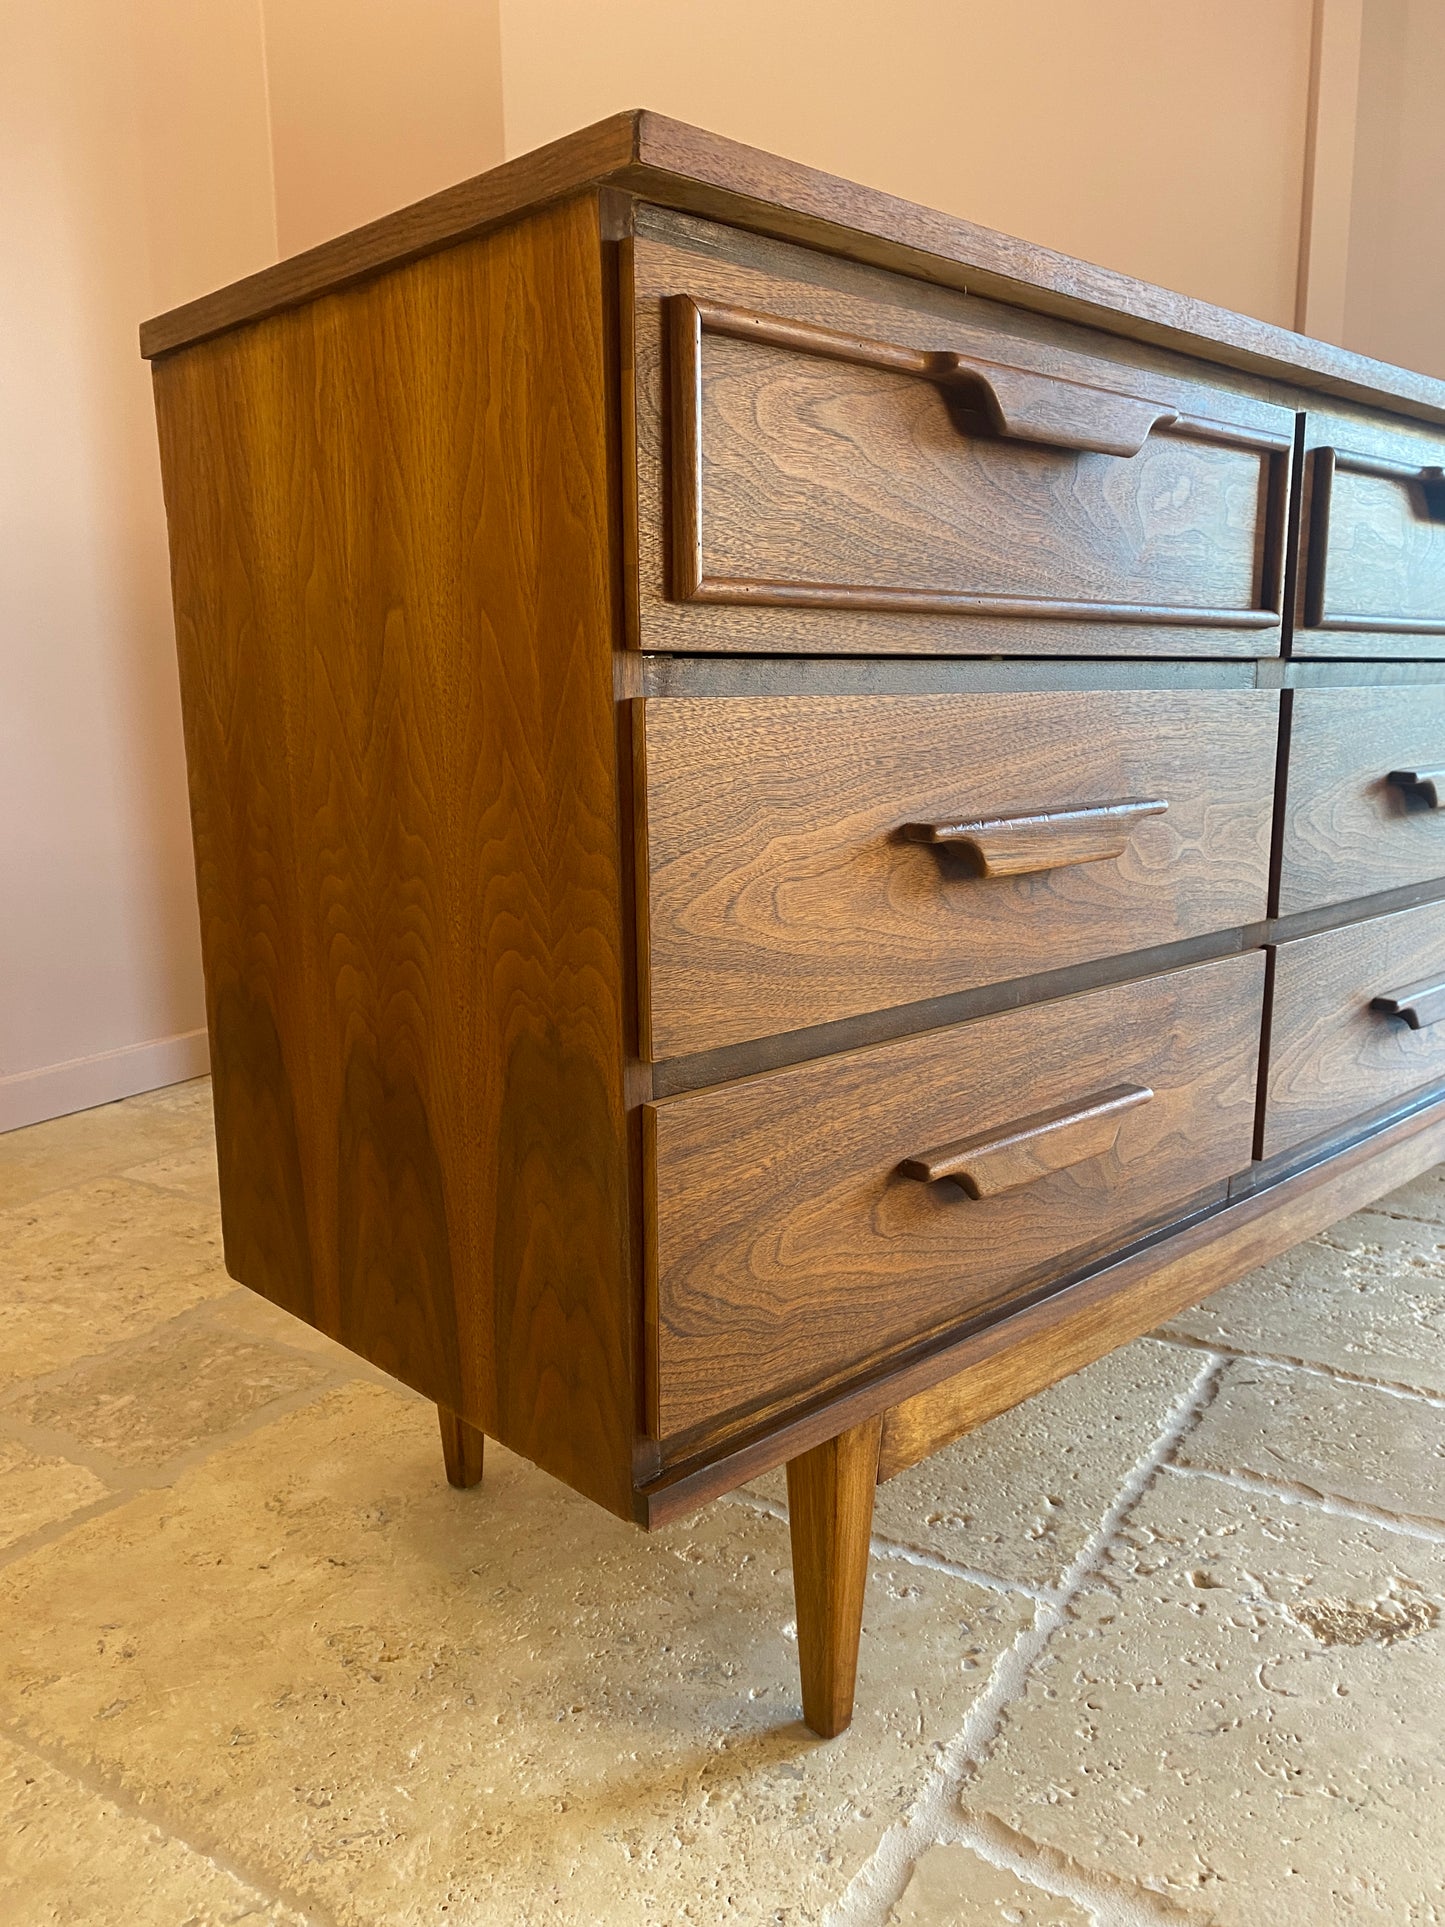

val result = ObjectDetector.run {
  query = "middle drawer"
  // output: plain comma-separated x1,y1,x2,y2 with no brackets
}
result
637,691,1277,1058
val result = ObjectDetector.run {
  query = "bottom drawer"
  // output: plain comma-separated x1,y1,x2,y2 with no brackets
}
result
1263,899,1445,1159
647,951,1264,1443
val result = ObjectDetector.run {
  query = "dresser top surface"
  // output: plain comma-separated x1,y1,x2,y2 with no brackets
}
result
140,108,1445,425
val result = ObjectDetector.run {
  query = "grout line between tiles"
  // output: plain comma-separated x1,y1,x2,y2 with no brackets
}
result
723,1487,1055,1603
1152,1328,1445,1406
825,1351,1227,1927
1161,1460,1445,1543
0,1716,332,1927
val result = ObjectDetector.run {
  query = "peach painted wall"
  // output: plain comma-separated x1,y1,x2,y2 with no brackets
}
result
1344,0,1445,380
500,0,1316,325
0,0,276,1132
261,0,504,256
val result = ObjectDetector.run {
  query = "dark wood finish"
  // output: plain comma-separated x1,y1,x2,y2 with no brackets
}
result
900,1083,1153,1197
1371,974,1445,1030
1297,414,1445,655
638,1085,1445,1519
439,1407,486,1489
875,1086,1445,1480
903,798,1168,878
151,194,640,1519
1264,898,1445,1157
649,232,1293,653
786,1416,883,1738
638,692,1275,1057
647,953,1262,1445
140,112,1445,435
1277,686,1445,914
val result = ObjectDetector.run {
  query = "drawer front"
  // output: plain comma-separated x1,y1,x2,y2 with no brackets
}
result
1278,686,1445,915
648,952,1264,1443
1297,413,1445,657
639,691,1277,1059
1264,900,1445,1159
632,209,1296,657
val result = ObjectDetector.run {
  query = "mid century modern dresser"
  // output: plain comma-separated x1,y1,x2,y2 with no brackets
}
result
143,113,1445,1736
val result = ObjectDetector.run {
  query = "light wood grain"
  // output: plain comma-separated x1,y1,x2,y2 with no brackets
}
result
647,953,1262,1446
786,1416,882,1737
638,692,1275,1058
1264,899,1445,1158
1277,685,1445,914
152,195,640,1519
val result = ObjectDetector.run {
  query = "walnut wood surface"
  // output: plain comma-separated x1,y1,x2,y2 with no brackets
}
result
1371,975,1445,1030
645,227,1292,655
874,1087,1445,1481
900,1083,1153,1198
140,112,1445,433
151,194,640,1518
903,797,1168,877
1277,686,1445,914
1263,899,1445,1158
638,692,1275,1058
785,1416,882,1737
438,1408,486,1489
1296,410,1445,657
646,953,1262,1446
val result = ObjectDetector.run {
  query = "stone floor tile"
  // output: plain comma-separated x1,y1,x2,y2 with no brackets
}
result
121,1136,222,1209
871,1342,1205,1591
0,1079,212,1214
0,1732,306,1926
0,1177,230,1389
8,1322,325,1469
207,1285,380,1372
889,1841,1096,1923
1355,1165,1445,1229
966,1478,1445,1925
0,1439,108,1552
1177,1358,1445,1523
1161,1223,1445,1395
0,1381,1033,1927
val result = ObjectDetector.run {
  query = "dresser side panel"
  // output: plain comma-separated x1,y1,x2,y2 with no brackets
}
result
150,193,639,1516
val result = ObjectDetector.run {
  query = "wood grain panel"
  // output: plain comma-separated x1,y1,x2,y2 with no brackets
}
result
633,213,1296,657
142,111,1445,434
640,1086,1445,1522
1296,410,1445,657
151,194,640,1517
647,953,1263,1445
1263,898,1445,1158
1277,686,1445,914
639,693,1276,1058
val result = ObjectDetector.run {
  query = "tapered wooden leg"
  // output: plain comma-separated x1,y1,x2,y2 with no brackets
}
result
785,1415,883,1737
438,1406,486,1489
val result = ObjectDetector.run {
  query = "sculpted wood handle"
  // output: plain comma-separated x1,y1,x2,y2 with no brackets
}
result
902,797,1168,878
1371,976,1445,1030
1386,768,1445,809
901,1083,1153,1199
680,298,1181,458
1318,447,1445,523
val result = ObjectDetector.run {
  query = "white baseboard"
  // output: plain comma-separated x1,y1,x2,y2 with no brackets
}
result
0,1029,212,1134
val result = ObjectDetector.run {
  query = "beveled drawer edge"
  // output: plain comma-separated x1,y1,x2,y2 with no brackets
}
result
633,1085,1445,1526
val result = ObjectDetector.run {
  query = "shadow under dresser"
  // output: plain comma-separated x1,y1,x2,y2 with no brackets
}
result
141,111,1445,1736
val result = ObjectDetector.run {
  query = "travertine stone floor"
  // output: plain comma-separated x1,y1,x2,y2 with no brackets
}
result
0,1081,1441,1925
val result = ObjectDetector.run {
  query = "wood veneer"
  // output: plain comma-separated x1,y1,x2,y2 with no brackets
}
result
144,117,1445,1738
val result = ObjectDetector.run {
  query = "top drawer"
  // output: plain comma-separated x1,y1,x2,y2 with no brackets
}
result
1297,412,1445,657
630,208,1297,658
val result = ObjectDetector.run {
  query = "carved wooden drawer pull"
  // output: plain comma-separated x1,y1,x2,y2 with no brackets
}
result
1371,975,1445,1030
900,1083,1154,1199
902,797,1167,878
678,298,1181,459
1386,768,1445,809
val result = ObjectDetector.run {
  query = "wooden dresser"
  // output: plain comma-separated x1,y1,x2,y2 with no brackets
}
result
142,113,1445,1737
